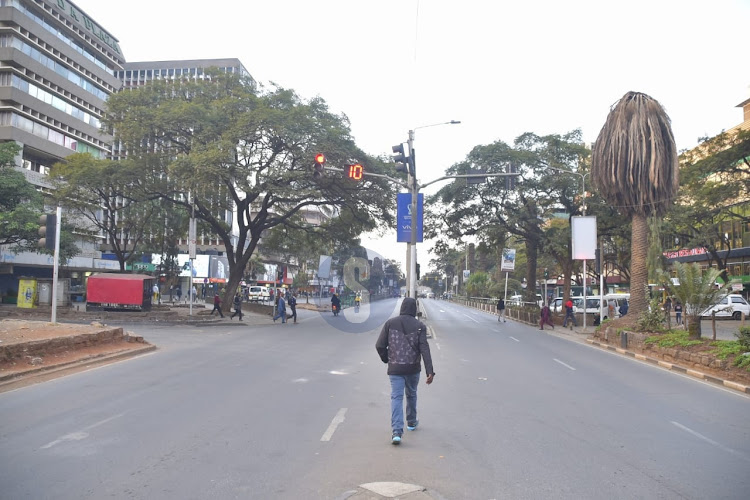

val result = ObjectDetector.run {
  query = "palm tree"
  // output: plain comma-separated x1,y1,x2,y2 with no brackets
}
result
591,92,679,317
660,262,727,339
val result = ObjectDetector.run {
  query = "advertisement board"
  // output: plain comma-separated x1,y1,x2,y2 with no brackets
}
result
500,248,516,272
396,193,424,242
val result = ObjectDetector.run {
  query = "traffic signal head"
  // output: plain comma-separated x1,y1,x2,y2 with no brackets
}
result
38,213,57,250
392,144,408,174
347,164,364,181
313,153,326,178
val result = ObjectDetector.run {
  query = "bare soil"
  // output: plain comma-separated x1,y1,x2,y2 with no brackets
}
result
0,319,150,380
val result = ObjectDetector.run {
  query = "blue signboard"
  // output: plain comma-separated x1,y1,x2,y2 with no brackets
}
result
397,193,423,242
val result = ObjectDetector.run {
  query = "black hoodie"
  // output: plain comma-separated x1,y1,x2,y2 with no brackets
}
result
375,298,434,376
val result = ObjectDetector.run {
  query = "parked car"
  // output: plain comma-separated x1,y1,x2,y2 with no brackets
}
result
700,294,750,320
551,297,583,313
248,286,270,302
509,294,544,307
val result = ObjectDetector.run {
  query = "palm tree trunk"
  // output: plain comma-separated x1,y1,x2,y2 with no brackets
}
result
629,213,649,316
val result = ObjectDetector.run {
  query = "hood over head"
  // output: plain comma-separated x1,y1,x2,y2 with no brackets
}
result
400,297,418,317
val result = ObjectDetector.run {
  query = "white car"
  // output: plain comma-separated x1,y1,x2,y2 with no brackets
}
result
700,294,750,320
248,286,270,302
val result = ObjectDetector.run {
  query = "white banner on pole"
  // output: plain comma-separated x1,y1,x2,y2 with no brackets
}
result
500,248,516,272
188,218,197,259
318,255,332,279
572,216,597,260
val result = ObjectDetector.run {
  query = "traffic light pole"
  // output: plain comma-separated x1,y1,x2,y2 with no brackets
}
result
319,156,518,300
408,130,418,299
51,206,61,324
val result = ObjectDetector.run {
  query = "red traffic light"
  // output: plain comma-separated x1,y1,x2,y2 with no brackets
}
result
315,153,326,164
347,164,364,180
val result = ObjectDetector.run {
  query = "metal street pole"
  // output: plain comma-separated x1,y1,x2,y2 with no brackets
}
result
408,129,418,299
51,206,61,324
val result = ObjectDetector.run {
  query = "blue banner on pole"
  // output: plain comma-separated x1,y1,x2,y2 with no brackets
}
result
397,193,423,242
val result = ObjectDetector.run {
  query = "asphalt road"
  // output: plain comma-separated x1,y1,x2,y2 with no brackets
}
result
0,298,748,499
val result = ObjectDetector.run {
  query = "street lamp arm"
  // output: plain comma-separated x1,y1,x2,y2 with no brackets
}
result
412,120,461,132
419,172,518,190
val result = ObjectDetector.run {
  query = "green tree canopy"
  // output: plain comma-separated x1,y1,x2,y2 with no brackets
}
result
104,71,396,305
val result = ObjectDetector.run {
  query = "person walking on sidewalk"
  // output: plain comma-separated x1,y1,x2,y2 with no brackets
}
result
273,294,287,323
674,300,682,325
375,297,435,445
539,303,554,330
288,293,297,323
563,298,577,327
230,293,243,321
497,298,506,322
210,293,224,318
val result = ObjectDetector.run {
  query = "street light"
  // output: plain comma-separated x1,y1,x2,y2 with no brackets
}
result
549,165,594,328
405,120,461,299
548,166,590,215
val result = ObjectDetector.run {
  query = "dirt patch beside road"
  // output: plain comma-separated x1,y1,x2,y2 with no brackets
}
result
0,319,153,391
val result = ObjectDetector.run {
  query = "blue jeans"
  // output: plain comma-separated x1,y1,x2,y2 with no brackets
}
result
389,373,420,434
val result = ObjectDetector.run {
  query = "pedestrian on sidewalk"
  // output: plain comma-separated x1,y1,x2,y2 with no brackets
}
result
375,297,435,445
273,294,286,323
210,293,224,318
176,287,182,303
497,298,506,322
674,301,682,325
539,303,554,330
230,293,243,321
288,293,297,323
152,284,159,304
563,298,577,327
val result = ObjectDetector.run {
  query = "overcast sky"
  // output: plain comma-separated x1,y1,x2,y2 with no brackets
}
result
74,0,750,270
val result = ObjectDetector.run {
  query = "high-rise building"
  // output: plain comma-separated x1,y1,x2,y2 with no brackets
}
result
0,0,125,298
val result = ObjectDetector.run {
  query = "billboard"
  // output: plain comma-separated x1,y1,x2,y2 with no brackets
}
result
500,248,516,272
397,193,424,242
572,216,597,260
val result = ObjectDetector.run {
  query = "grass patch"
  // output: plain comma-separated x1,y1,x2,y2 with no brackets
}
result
644,330,703,348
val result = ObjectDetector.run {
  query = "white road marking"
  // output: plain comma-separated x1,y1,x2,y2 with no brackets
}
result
462,314,479,323
41,413,125,449
321,408,347,442
671,421,750,462
439,309,445,313
553,358,576,371
509,336,520,342
435,343,441,350
329,370,347,375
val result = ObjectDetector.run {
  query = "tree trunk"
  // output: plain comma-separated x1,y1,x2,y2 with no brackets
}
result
686,315,702,339
628,213,649,317
525,238,538,305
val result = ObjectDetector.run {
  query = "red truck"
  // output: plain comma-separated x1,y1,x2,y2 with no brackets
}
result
86,273,154,311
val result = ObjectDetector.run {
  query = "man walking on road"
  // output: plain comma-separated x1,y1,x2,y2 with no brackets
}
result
375,297,435,445
563,298,577,328
210,294,224,318
230,293,243,321
497,298,505,322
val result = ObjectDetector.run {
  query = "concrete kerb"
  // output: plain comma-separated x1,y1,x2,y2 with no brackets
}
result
450,300,750,395
0,343,157,389
585,338,750,395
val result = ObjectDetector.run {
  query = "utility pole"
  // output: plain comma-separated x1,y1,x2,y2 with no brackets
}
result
408,129,418,299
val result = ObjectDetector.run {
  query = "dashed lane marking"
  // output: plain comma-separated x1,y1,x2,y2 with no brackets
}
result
553,358,576,371
321,408,347,442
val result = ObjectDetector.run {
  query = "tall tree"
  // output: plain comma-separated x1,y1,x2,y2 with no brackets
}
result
51,153,160,271
0,143,42,249
429,131,588,305
104,72,395,306
664,129,750,282
591,92,679,317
